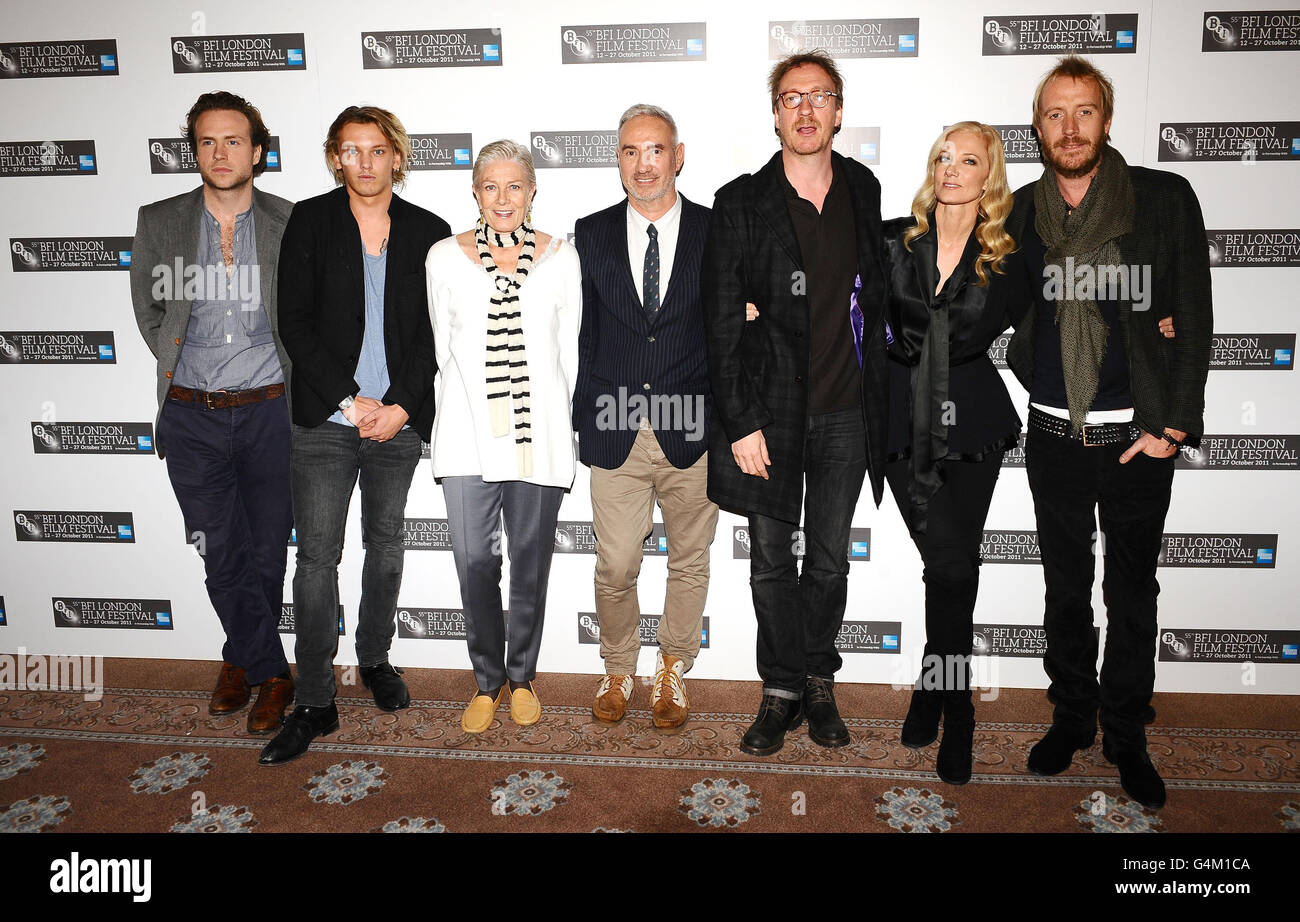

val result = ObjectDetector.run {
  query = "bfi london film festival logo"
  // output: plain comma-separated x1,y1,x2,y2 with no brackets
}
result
1000,431,1028,468
731,526,871,562
975,624,1084,659
835,621,901,654
769,19,919,58
52,597,173,630
981,13,1138,54
559,22,706,63
10,237,131,271
1210,333,1294,369
577,612,711,648
980,530,1041,564
1207,230,1300,268
361,29,501,68
0,331,115,363
0,140,96,176
1177,435,1300,470
14,510,134,543
530,131,617,169
278,604,344,636
400,517,454,551
994,125,1042,163
832,127,881,166
554,520,598,553
1160,628,1299,663
149,136,282,174
170,33,306,72
407,134,473,171
0,39,118,78
1159,534,1278,568
397,607,480,641
30,422,154,454
1158,121,1300,162
1203,10,1300,51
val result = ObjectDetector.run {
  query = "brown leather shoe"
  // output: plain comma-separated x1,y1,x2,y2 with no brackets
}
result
209,662,250,715
247,674,295,735
593,674,634,723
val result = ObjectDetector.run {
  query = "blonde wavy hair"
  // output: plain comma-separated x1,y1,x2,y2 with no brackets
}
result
903,121,1014,286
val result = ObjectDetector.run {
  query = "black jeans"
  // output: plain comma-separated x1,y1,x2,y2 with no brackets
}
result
1025,427,1175,751
160,395,292,685
748,406,867,696
290,422,422,707
887,452,1003,703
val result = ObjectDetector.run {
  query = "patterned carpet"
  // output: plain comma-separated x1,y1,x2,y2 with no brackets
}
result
1,658,1297,834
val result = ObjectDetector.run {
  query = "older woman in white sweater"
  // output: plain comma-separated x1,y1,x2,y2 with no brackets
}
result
425,139,581,734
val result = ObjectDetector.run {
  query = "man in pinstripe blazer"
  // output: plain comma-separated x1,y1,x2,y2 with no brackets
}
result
573,104,717,730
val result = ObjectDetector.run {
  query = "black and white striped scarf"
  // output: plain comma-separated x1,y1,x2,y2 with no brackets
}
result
476,217,536,476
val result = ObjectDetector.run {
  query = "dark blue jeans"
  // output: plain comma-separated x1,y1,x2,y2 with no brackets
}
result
748,406,867,696
160,395,292,685
290,422,421,707
1025,427,1175,752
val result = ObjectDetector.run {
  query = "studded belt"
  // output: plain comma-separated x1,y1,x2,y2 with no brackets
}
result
1028,406,1140,447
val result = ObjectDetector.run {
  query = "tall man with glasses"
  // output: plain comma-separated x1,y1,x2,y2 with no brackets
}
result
573,104,717,729
260,106,449,765
129,91,296,736
703,51,890,756
1002,56,1212,807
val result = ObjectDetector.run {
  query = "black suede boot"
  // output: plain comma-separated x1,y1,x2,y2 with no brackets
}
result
936,689,975,785
900,686,942,748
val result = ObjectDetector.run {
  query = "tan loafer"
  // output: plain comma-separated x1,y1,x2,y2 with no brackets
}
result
510,682,542,727
462,686,508,734
593,674,634,723
651,651,689,729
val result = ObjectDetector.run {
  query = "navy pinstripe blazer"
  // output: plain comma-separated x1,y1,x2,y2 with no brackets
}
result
573,195,712,470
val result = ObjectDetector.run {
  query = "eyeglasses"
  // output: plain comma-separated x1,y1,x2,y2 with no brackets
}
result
777,91,839,110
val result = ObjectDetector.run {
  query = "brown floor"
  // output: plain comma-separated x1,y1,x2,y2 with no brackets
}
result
1,658,1297,833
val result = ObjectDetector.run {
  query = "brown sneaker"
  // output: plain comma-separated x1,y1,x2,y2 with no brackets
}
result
592,674,634,723
209,662,250,715
651,652,689,729
247,674,295,735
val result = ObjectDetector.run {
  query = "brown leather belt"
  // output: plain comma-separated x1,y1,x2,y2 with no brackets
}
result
1028,406,1140,447
167,383,285,410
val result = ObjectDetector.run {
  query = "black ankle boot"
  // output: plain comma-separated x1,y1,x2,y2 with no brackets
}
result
935,690,974,785
900,687,942,748
739,693,804,757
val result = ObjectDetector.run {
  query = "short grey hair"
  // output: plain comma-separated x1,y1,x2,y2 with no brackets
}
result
472,139,536,187
618,104,679,147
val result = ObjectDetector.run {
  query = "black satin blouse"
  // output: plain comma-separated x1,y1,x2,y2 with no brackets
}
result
883,215,1021,530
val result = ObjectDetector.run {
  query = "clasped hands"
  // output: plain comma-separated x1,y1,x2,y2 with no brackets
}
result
342,395,408,441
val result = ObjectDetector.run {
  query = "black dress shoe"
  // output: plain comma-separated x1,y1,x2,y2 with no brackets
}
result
1027,722,1096,776
739,694,804,757
900,687,942,749
360,662,410,712
257,703,340,766
1103,738,1166,809
803,676,850,748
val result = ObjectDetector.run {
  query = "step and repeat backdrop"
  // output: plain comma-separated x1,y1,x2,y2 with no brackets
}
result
2,0,1298,695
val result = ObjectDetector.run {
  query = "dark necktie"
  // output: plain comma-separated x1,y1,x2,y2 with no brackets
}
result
643,223,659,315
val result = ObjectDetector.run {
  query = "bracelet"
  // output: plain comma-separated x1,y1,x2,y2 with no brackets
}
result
1160,431,1183,449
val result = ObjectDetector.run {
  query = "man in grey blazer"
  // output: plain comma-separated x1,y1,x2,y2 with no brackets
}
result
129,91,296,736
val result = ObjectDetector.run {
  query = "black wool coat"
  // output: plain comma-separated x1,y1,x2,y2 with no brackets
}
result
703,150,890,523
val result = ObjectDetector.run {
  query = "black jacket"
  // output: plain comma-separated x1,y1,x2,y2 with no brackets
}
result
703,151,889,522
277,186,450,439
573,195,711,470
1003,167,1213,441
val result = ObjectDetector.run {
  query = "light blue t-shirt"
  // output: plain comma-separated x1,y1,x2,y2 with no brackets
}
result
328,248,393,427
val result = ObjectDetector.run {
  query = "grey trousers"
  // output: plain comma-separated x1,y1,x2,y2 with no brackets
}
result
442,476,566,692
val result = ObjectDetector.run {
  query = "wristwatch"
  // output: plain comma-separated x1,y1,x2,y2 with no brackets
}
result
338,394,356,412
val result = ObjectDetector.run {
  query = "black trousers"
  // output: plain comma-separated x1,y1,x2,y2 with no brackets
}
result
887,452,1003,706
1025,427,1175,752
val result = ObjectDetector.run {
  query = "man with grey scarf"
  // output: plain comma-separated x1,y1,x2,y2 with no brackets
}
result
1000,56,1212,809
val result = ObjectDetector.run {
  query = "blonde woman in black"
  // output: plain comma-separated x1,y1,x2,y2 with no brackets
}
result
882,122,1019,785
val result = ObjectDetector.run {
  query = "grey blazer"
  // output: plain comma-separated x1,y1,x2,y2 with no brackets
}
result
128,186,295,458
